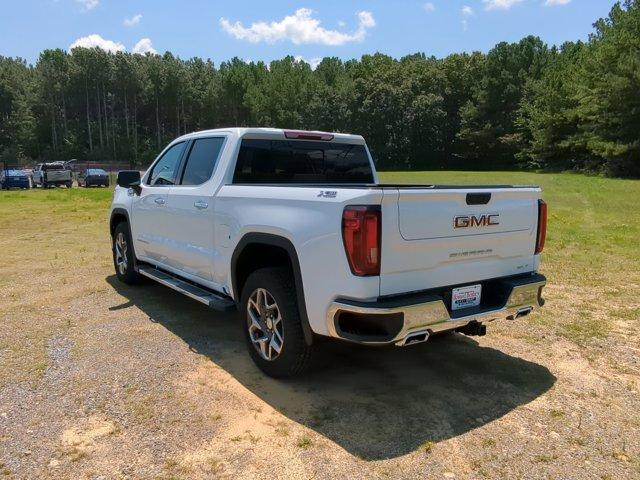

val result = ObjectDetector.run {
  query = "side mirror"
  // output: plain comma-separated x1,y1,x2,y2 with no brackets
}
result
117,170,142,194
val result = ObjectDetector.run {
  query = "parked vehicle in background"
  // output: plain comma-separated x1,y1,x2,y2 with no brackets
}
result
32,163,73,188
0,169,31,189
110,128,547,377
78,168,110,187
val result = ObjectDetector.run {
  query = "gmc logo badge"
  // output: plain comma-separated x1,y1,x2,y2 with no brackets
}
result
454,214,500,229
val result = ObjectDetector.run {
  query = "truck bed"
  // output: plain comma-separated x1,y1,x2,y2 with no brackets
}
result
229,183,539,189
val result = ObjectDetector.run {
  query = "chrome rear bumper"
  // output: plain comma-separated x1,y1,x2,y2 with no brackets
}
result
326,274,546,346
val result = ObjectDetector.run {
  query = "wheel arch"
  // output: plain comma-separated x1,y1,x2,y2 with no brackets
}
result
231,233,313,345
109,208,130,236
109,208,138,268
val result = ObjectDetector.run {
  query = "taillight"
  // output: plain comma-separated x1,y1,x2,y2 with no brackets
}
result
342,205,381,276
535,199,547,254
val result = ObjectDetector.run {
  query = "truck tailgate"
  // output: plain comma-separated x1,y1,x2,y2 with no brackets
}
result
45,170,70,181
379,187,541,297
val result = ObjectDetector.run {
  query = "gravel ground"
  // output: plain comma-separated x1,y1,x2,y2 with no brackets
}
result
0,188,638,479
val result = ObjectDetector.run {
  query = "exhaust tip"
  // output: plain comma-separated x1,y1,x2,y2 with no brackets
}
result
507,307,534,320
396,330,430,347
515,307,533,319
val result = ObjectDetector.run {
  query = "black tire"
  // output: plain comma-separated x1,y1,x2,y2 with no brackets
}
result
240,267,314,377
112,222,142,285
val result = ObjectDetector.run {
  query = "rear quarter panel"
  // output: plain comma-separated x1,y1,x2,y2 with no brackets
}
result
215,185,383,336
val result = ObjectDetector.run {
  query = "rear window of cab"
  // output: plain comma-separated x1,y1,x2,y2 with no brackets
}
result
232,139,374,184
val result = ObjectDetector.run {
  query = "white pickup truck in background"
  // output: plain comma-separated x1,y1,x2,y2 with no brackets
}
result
110,128,547,377
32,162,73,188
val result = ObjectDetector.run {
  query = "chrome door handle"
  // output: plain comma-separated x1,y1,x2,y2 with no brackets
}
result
154,197,166,205
194,200,209,210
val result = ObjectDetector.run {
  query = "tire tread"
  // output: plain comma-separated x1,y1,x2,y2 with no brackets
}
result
241,267,314,377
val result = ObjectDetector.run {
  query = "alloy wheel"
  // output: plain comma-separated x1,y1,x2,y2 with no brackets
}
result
247,288,284,361
115,232,128,275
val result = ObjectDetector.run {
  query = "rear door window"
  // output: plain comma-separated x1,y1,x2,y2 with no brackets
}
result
179,137,225,186
232,139,374,184
43,164,64,170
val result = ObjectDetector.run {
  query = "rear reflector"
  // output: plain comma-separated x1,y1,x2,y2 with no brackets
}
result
535,199,547,254
342,205,381,276
284,130,334,141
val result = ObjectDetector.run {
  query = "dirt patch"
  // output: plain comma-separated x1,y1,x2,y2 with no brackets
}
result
58,417,118,462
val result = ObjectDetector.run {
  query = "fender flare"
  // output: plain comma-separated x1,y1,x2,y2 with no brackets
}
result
231,233,313,345
109,208,138,269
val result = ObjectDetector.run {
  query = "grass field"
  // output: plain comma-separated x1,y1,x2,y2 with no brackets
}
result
0,172,638,479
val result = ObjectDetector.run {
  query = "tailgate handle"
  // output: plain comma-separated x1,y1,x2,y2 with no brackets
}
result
466,193,491,205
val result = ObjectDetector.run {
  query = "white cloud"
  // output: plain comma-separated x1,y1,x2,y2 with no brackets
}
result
424,2,435,13
220,8,376,45
68,34,157,55
69,34,124,52
461,5,474,31
132,38,157,55
482,0,523,10
358,11,375,29
293,55,322,70
124,14,142,27
545,0,571,5
76,0,98,11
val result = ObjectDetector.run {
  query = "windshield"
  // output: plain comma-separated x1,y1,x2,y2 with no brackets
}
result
88,169,107,175
6,170,26,176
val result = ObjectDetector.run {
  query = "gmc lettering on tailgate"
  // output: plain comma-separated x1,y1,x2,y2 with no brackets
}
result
453,214,500,229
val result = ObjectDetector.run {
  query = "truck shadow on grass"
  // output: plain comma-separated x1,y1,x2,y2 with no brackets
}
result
107,276,556,461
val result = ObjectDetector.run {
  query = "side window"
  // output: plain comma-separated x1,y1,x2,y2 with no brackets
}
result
180,137,225,186
147,142,185,186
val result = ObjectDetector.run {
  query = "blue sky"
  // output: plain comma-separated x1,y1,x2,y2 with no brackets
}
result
0,0,614,66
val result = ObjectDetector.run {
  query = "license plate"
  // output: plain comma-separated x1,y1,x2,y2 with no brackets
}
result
451,284,482,311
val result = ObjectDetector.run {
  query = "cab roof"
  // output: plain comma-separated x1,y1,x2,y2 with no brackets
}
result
174,128,366,145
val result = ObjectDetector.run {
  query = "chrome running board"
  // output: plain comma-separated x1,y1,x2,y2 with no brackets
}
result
138,266,236,312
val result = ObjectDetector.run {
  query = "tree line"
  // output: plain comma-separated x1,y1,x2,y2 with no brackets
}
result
0,1,638,177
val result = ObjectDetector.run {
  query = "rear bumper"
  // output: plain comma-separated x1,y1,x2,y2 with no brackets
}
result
85,178,109,186
2,180,30,188
42,178,71,185
326,273,546,346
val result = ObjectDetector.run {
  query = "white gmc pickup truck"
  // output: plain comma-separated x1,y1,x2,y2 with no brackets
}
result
110,128,547,377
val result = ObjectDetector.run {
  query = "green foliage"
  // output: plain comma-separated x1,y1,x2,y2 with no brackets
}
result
0,56,36,163
0,1,638,177
520,0,640,177
459,36,549,169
